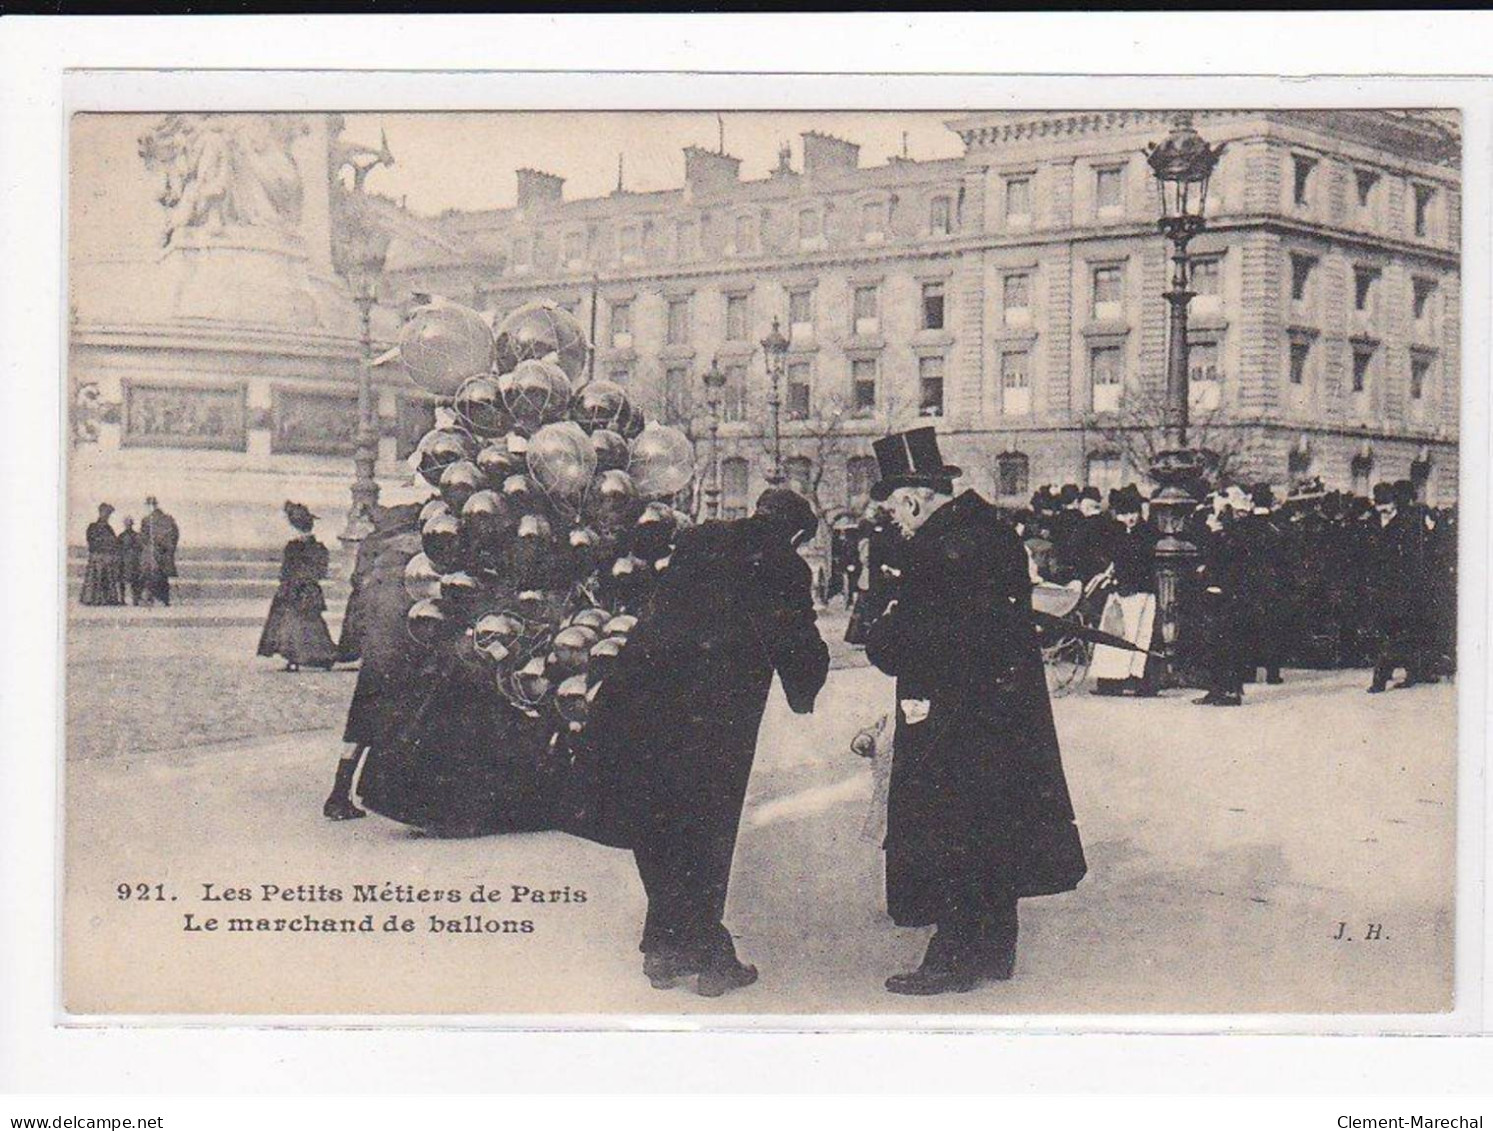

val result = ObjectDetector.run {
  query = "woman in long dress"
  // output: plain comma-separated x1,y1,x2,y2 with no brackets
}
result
79,503,124,606
256,501,337,671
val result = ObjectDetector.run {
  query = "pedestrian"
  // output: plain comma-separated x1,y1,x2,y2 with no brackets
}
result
324,504,424,821
1090,485,1160,696
79,502,124,606
1367,480,1431,692
256,501,337,672
118,517,145,606
864,426,1087,995
138,496,180,607
566,487,830,997
1234,484,1288,685
1193,496,1251,706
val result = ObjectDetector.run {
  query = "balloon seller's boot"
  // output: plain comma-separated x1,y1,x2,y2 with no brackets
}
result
695,934,758,998
885,928,981,995
323,751,366,821
981,907,1019,982
643,947,701,990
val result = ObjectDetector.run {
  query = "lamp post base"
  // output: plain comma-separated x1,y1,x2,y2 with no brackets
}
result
1148,447,1215,689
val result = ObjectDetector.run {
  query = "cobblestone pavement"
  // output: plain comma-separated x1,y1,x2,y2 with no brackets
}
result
62,608,1457,1018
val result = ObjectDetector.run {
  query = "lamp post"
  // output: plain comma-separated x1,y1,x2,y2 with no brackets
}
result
701,357,728,519
760,316,790,486
1144,113,1226,684
330,187,393,547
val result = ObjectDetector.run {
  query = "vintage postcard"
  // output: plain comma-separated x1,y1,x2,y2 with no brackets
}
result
61,90,1473,1023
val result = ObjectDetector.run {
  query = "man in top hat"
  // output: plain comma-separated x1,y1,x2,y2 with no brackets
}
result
863,426,1086,994
1233,484,1290,687
1366,479,1431,692
138,495,180,607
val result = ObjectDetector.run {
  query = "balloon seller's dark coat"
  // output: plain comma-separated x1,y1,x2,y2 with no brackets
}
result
340,525,424,749
566,515,831,851
255,536,336,667
337,504,423,664
864,491,1086,926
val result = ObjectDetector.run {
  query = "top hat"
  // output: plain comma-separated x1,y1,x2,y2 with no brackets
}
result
1371,481,1395,506
1057,483,1080,507
1108,486,1143,515
1251,483,1275,510
144,495,159,507
753,486,819,541
869,426,962,501
1078,485,1102,504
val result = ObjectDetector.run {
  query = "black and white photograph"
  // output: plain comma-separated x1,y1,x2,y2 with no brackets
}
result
61,99,1466,1019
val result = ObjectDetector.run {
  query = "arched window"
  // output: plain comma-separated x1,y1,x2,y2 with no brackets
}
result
846,455,879,506
996,451,1030,500
722,457,750,520
784,456,814,499
1350,452,1374,498
1086,451,1124,494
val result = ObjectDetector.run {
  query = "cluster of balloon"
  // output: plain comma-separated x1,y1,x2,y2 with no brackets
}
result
393,297,699,741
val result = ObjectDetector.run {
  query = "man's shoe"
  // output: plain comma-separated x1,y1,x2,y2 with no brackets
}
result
695,958,758,998
1216,694,1242,707
322,795,365,821
884,966,981,995
643,950,700,990
1193,693,1223,706
1367,683,1387,694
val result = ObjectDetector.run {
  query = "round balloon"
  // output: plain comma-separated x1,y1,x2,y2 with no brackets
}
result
512,654,552,705
418,497,451,526
528,421,597,510
452,375,508,438
460,489,514,566
584,468,642,531
439,570,481,604
438,459,485,512
502,358,574,433
632,500,680,562
570,380,631,434
567,607,611,632
628,424,696,499
590,428,629,473
406,598,452,648
400,303,495,397
494,300,590,384
602,613,637,638
555,674,590,726
550,624,599,675
415,428,474,488
587,635,627,681
420,512,465,572
619,402,647,440
402,552,442,602
475,441,521,485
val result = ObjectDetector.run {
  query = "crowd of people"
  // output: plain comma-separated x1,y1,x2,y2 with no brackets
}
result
78,496,179,607
831,473,1457,705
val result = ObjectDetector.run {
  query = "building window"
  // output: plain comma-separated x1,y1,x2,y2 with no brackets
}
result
1189,340,1221,412
1292,155,1316,207
725,293,749,341
1410,353,1433,401
997,451,1030,499
1003,273,1032,326
721,364,748,423
921,281,946,331
847,455,878,505
1090,345,1123,412
1414,184,1436,237
788,288,814,343
609,365,631,386
1000,349,1031,416
511,235,532,269
1350,454,1373,498
1355,168,1379,210
610,300,632,347
1092,265,1123,321
784,456,813,498
619,226,641,261
1005,175,1032,223
1095,165,1124,213
1288,446,1314,481
662,365,693,426
852,285,880,336
721,457,750,520
1351,344,1374,394
798,207,822,244
563,229,584,265
861,199,887,242
1353,266,1380,313
1191,256,1220,297
666,296,691,346
850,358,877,416
929,195,953,236
1086,452,1123,494
676,219,697,261
1290,255,1316,304
1413,277,1438,325
918,356,945,418
733,213,756,255
1288,340,1311,387
786,360,812,421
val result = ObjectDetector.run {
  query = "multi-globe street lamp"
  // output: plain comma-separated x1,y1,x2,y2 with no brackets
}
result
1144,113,1226,683
701,357,729,520
760,316,790,486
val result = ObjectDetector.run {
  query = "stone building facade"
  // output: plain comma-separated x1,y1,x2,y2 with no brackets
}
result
386,109,1461,518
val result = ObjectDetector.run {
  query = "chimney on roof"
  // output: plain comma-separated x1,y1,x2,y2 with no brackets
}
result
516,168,565,210
802,131,860,178
683,145,742,194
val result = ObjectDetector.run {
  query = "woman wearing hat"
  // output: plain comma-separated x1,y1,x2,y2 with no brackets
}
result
79,502,124,606
256,501,337,671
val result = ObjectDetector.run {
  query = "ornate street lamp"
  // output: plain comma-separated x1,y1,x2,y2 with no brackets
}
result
760,316,790,485
329,179,393,546
701,357,729,520
1144,113,1225,685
